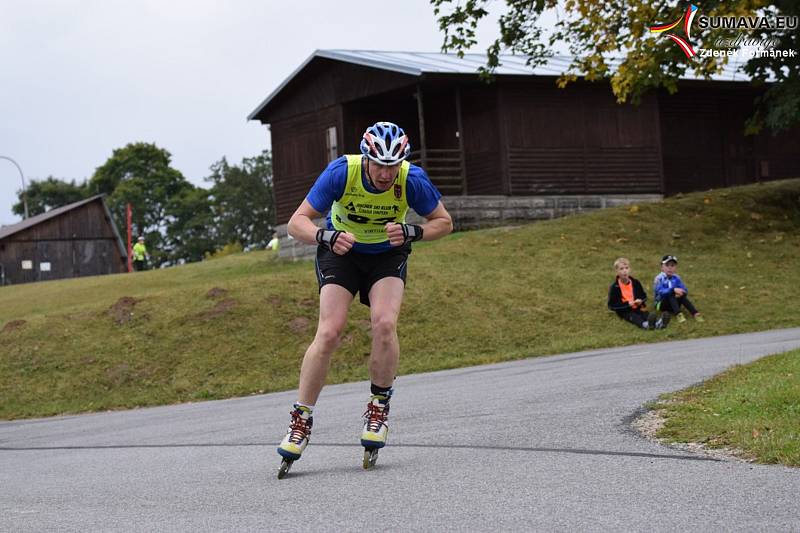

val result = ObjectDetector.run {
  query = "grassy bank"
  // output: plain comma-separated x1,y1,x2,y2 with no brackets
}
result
1,179,799,420
654,348,800,466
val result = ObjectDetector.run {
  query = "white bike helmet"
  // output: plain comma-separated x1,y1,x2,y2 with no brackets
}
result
360,121,411,166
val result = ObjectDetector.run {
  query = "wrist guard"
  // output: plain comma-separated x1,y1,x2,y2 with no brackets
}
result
400,224,423,243
316,229,343,249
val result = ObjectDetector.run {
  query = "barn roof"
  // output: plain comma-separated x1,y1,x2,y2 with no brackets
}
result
0,195,127,258
0,195,103,240
248,49,749,121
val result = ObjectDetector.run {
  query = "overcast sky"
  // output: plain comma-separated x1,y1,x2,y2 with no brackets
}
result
0,0,509,227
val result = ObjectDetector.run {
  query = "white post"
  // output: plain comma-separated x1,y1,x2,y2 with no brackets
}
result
0,156,29,219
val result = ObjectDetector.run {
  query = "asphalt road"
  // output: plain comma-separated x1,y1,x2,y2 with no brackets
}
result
2,328,800,532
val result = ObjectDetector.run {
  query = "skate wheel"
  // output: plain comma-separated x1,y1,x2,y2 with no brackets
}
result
278,458,293,479
363,448,379,470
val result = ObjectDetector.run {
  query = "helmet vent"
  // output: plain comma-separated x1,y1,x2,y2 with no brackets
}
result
359,121,411,165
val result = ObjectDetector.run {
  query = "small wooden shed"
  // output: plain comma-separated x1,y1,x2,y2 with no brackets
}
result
0,195,127,285
248,50,800,225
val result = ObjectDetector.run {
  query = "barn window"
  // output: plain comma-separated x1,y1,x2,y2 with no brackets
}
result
325,126,338,162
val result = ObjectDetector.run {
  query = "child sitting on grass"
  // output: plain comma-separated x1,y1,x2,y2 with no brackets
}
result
653,255,704,323
608,257,669,330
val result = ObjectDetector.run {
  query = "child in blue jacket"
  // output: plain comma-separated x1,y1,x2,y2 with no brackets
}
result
653,255,704,323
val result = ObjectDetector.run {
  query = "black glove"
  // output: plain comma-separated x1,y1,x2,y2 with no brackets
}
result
400,223,423,243
316,229,343,250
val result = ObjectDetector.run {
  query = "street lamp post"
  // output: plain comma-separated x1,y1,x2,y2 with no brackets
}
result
0,155,29,219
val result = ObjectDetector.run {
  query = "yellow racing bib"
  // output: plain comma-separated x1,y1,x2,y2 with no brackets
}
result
330,155,410,244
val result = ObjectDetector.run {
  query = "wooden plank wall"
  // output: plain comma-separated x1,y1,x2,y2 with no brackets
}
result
660,85,800,195
422,91,460,149
263,61,800,220
0,200,126,285
460,85,503,195
256,59,416,124
342,98,419,153
755,124,800,180
660,87,729,194
346,89,464,195
271,105,341,223
500,82,663,195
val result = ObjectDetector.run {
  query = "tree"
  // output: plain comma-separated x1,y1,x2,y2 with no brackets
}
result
165,187,219,264
432,0,798,134
88,142,196,267
12,177,90,217
205,150,275,250
741,1,800,133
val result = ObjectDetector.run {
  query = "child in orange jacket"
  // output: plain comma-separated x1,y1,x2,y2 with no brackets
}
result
608,258,669,330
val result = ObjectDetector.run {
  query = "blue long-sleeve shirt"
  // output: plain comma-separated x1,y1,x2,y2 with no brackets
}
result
653,272,688,302
306,156,442,254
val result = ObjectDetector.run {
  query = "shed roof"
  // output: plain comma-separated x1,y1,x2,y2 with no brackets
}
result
248,49,749,121
0,195,128,258
0,195,103,240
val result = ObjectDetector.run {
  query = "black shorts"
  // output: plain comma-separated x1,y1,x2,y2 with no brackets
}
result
315,244,411,306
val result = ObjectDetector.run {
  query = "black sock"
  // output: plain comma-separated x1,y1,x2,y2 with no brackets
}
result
370,383,393,396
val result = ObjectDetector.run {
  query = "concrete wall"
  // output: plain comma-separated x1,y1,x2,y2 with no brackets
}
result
275,193,663,260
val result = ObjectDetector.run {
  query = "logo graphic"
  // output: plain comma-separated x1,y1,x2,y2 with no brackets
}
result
650,4,699,58
394,183,402,200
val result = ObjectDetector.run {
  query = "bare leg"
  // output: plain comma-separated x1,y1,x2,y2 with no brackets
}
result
367,277,405,387
297,284,353,405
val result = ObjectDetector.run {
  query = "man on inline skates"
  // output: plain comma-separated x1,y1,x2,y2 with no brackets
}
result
276,121,453,477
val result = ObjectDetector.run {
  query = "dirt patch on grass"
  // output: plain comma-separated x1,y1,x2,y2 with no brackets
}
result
298,298,316,309
197,298,237,320
105,363,148,386
108,297,138,325
2,320,26,333
289,316,310,333
266,295,282,306
632,408,752,463
206,287,228,299
631,408,667,439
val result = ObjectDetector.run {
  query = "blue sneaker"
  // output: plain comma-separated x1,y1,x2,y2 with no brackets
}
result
277,405,313,460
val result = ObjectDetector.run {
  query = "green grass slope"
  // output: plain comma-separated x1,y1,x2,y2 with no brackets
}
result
655,348,800,466
2,179,799,419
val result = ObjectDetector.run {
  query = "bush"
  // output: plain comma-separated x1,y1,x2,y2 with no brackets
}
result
204,242,243,260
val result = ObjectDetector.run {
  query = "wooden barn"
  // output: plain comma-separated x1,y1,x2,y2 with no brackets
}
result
0,195,127,285
248,50,800,226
